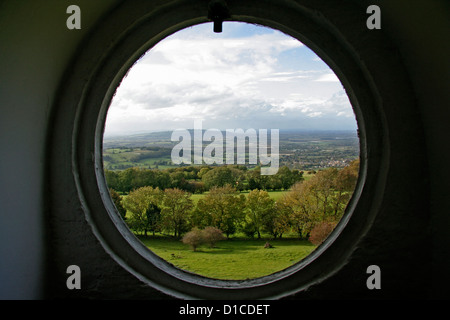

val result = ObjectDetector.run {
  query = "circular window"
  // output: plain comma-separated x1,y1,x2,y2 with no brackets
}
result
50,0,390,299
103,22,360,281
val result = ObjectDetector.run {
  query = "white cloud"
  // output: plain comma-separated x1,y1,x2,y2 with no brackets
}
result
315,72,340,82
104,23,356,136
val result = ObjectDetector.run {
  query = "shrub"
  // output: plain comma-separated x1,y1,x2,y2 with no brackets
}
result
182,226,226,251
182,228,204,251
308,221,337,246
202,226,226,248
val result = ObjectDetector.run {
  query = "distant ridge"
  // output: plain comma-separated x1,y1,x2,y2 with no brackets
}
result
104,129,357,140
103,129,358,150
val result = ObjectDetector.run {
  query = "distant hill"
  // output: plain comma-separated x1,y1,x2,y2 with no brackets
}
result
103,131,173,148
102,129,359,171
103,129,358,148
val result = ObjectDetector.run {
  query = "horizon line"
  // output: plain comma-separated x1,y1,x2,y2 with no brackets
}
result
104,128,358,138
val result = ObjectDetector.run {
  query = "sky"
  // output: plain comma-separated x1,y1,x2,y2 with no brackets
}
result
104,22,357,137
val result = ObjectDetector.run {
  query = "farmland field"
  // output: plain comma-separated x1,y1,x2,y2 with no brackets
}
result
103,129,359,171
190,189,289,204
137,235,317,280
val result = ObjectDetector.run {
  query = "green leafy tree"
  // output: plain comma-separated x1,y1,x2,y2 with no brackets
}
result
105,170,120,190
201,166,242,190
271,199,292,238
109,188,126,219
122,186,163,235
195,185,246,237
276,166,304,190
155,170,172,189
244,189,275,239
145,203,161,236
118,167,140,193
282,179,315,238
160,188,194,238
246,166,268,190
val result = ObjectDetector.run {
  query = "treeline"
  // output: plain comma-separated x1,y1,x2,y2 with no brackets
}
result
105,164,304,194
109,159,360,244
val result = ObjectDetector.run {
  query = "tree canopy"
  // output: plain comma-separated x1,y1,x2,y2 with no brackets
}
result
111,159,360,244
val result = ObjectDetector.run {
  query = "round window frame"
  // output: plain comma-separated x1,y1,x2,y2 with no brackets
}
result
51,0,390,299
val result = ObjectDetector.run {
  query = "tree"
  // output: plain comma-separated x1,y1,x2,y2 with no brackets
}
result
182,228,204,251
155,170,171,189
244,189,275,239
268,199,291,238
331,159,360,217
160,188,194,238
247,169,262,190
118,167,141,192
309,221,337,245
145,203,161,236
122,186,163,236
109,188,127,220
197,166,211,179
195,185,246,237
181,226,225,251
246,166,268,190
283,179,320,238
169,170,187,189
201,166,242,190
283,160,359,238
267,174,283,190
202,226,226,248
312,168,339,218
276,165,304,190
105,170,120,191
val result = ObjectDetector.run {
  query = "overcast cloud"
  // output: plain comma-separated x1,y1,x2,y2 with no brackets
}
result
104,22,357,136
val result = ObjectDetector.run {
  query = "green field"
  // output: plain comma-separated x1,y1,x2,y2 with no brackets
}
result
137,235,317,280
103,129,360,171
121,190,291,214
190,189,289,204
103,147,174,170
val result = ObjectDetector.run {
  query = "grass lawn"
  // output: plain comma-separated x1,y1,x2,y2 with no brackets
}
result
121,186,316,280
137,235,316,280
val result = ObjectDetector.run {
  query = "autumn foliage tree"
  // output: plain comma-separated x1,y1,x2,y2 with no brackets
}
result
283,159,359,240
117,159,359,245
181,228,204,251
202,226,226,247
308,221,338,245
182,227,225,251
